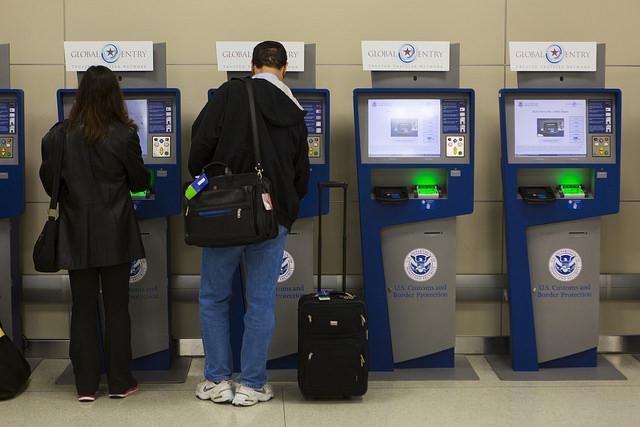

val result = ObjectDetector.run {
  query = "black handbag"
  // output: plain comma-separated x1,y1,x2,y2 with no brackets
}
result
0,321,31,400
33,125,65,272
184,78,279,247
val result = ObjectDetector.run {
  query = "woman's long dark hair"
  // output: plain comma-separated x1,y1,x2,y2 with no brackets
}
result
68,65,135,144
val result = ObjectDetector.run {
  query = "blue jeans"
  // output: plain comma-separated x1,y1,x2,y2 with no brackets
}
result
199,225,288,388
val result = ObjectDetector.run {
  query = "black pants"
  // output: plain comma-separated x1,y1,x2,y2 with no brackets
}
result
69,263,137,395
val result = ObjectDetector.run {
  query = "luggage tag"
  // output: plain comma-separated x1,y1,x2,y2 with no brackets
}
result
318,289,331,301
262,192,273,211
185,173,208,200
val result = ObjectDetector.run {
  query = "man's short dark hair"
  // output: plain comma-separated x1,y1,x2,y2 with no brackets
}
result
252,41,288,69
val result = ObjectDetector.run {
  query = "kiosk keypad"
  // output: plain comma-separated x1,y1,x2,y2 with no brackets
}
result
446,136,465,158
0,137,12,158
592,136,611,157
307,136,321,158
152,136,171,158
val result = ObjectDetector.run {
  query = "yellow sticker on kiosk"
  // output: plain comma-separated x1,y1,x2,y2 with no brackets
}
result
0,326,5,338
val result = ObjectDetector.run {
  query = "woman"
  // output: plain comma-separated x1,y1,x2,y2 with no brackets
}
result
40,65,150,402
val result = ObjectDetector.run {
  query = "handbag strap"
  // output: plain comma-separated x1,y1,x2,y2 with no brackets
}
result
48,123,67,219
243,77,264,178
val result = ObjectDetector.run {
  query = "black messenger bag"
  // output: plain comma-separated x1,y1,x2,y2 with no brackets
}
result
184,78,278,247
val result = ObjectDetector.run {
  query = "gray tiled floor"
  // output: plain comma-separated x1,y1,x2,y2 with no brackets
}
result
3,355,640,426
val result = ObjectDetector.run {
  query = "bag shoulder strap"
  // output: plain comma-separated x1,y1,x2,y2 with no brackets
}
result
243,77,263,174
48,122,67,219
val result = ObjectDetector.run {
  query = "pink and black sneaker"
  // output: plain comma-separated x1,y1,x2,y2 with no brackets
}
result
109,385,139,399
77,395,96,402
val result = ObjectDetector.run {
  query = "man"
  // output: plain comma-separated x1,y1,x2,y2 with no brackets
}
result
188,41,309,407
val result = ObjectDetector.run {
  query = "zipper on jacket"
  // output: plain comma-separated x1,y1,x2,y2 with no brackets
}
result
236,208,242,219
308,352,314,361
361,315,366,327
308,314,312,323
360,354,365,367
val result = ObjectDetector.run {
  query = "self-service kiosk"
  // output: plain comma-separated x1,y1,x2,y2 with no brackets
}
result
0,44,25,349
208,44,330,369
354,47,474,370
56,44,182,371
501,44,621,371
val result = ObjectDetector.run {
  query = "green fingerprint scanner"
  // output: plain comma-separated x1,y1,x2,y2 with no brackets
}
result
415,184,441,199
558,184,586,199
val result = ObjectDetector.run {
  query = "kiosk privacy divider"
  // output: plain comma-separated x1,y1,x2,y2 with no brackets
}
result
354,44,475,371
209,44,331,370
500,44,622,371
56,43,187,380
0,43,25,350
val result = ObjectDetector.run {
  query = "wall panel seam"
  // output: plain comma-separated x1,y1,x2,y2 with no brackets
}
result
8,64,640,68
165,63,514,67
63,0,67,88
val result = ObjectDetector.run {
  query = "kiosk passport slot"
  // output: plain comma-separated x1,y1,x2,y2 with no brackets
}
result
374,187,409,202
518,186,556,203
501,88,621,371
355,88,474,370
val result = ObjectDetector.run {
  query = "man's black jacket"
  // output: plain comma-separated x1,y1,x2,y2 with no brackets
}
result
189,78,310,230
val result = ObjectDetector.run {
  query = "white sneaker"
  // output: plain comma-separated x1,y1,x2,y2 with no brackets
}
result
196,379,234,403
232,384,274,407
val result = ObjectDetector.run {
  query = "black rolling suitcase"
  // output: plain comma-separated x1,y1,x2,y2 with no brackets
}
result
297,181,368,398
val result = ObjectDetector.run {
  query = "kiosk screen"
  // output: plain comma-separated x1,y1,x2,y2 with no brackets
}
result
514,99,587,157
125,99,149,157
368,99,441,158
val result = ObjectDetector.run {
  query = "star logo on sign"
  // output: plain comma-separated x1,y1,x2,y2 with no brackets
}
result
106,47,116,57
545,44,564,64
398,43,417,63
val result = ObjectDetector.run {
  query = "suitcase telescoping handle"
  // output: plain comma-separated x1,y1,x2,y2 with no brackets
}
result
317,181,348,294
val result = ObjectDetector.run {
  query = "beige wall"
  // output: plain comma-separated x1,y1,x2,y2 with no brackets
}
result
3,0,640,339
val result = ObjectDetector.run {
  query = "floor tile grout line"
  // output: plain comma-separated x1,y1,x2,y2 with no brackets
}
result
282,388,288,427
23,381,640,394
